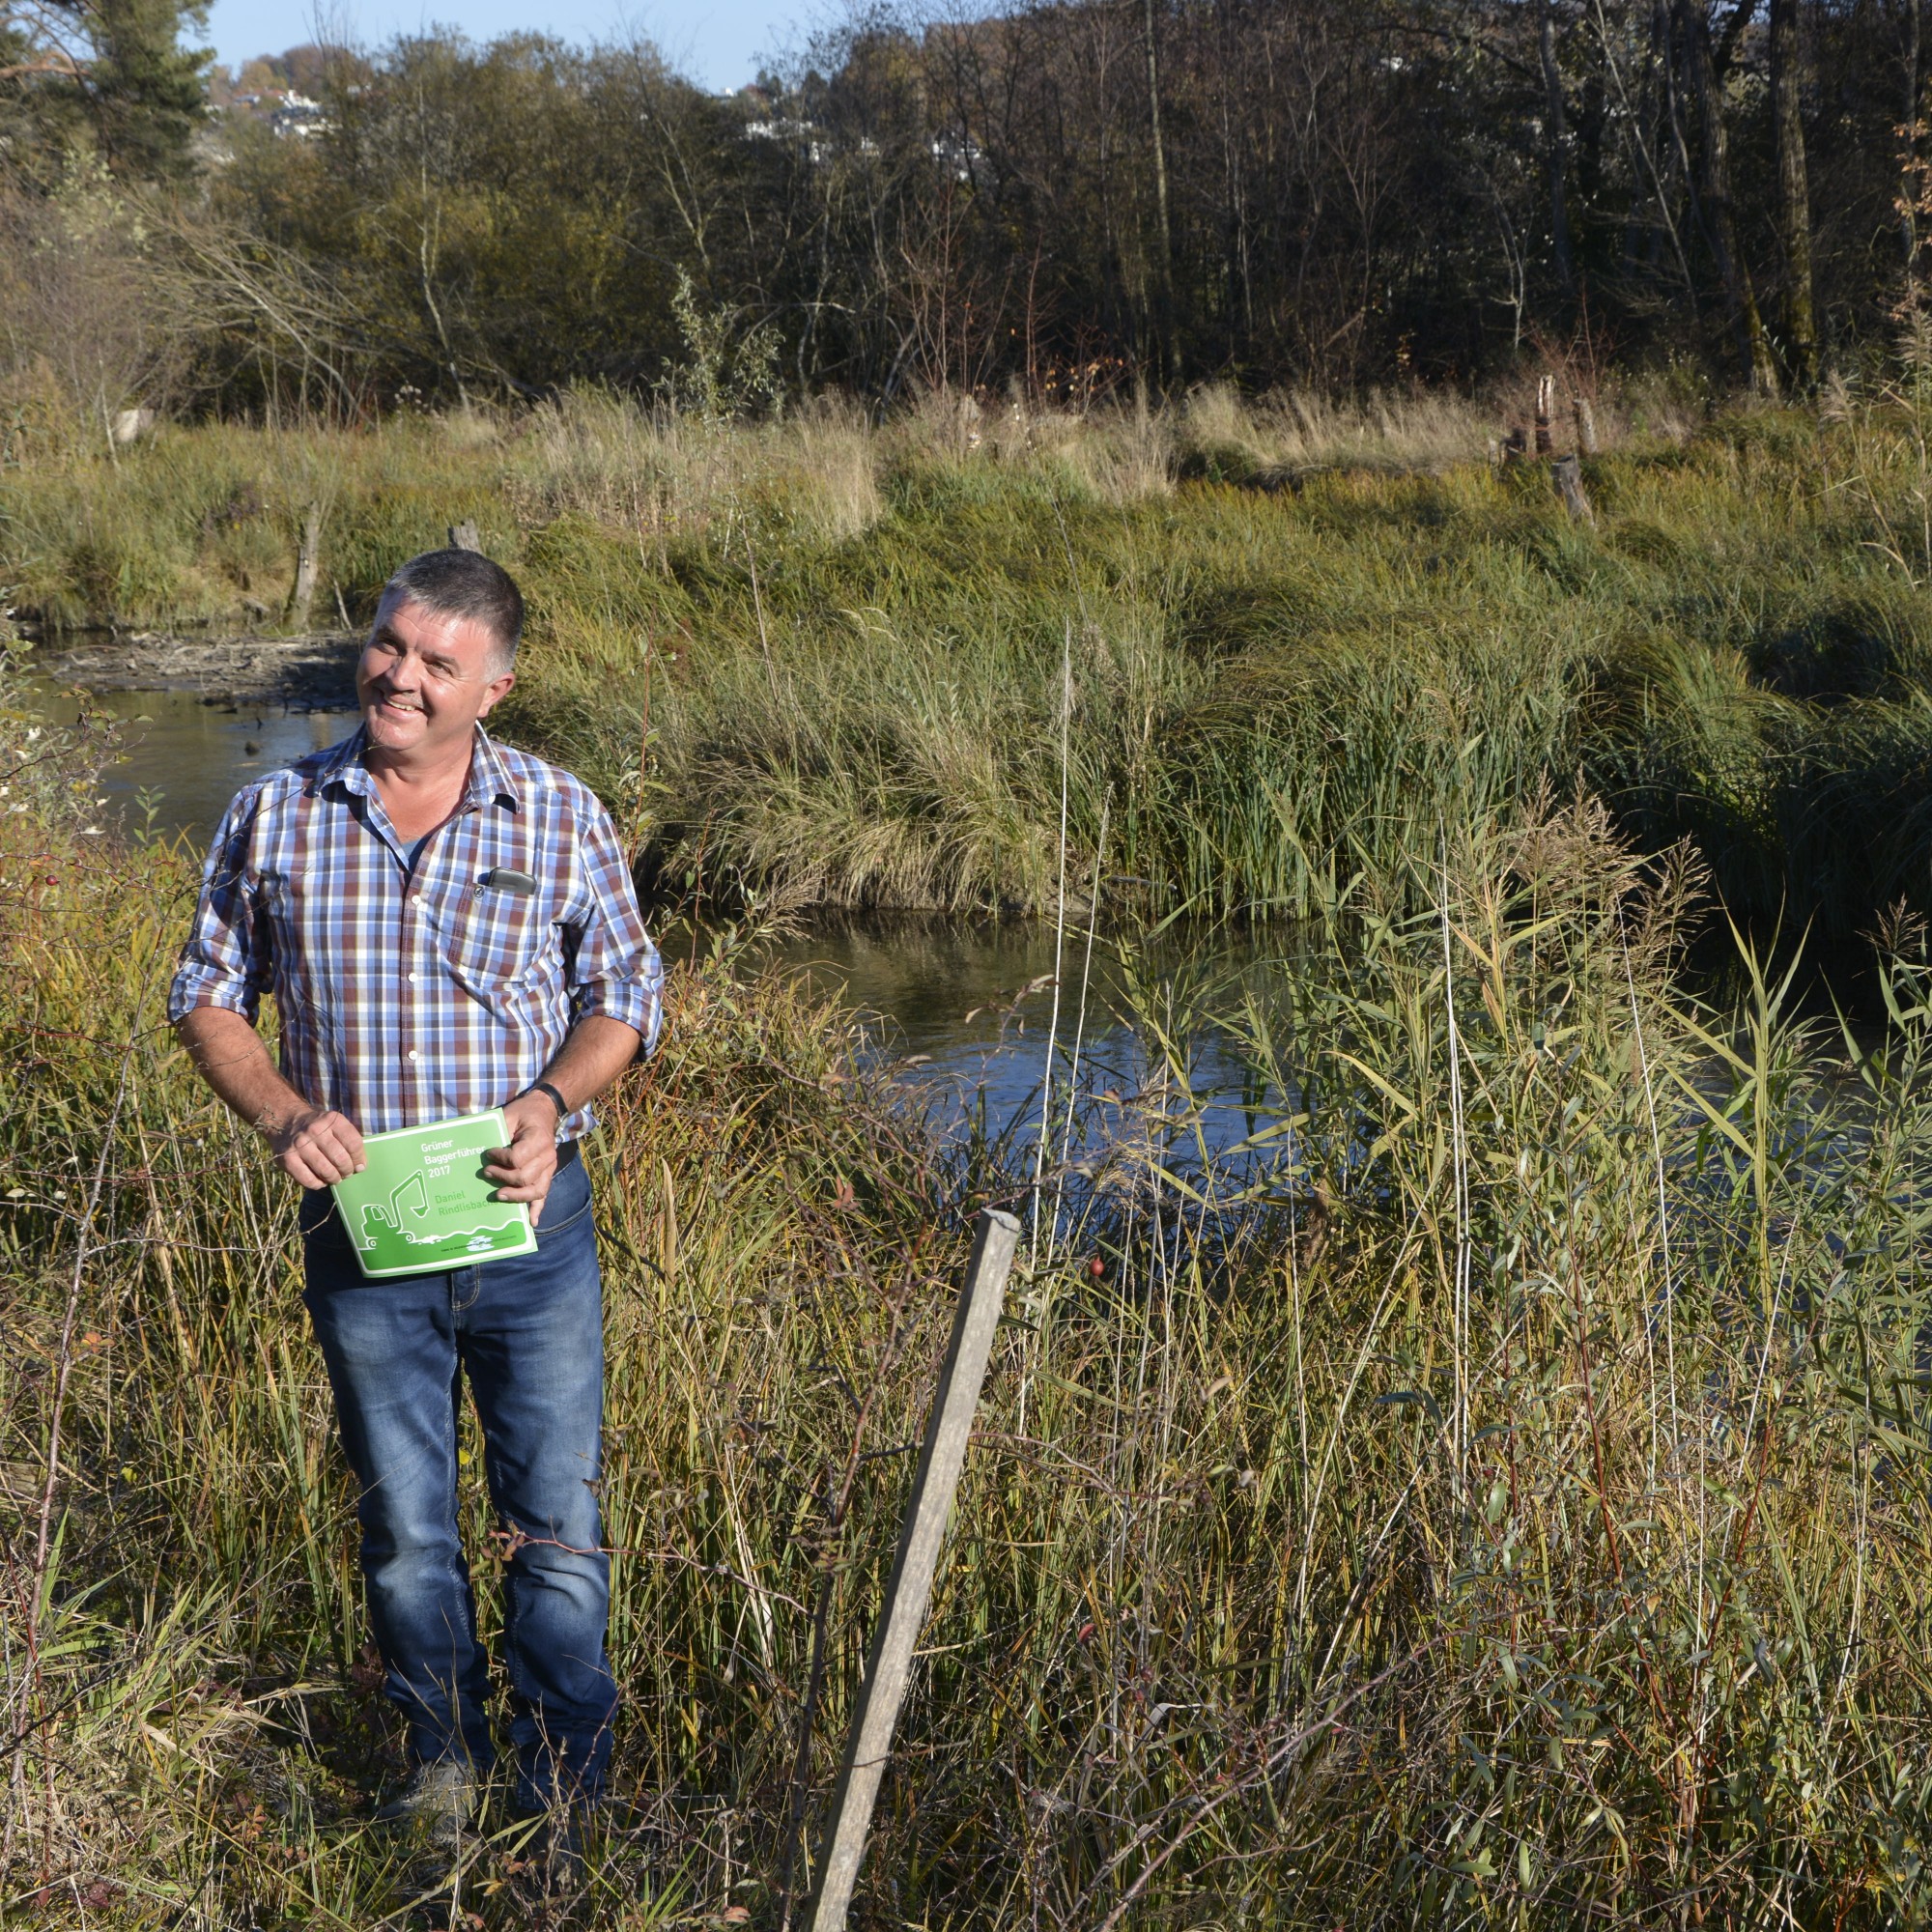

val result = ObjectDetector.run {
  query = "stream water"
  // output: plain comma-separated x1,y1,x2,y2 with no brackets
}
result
758,917,1288,1162
24,680,355,840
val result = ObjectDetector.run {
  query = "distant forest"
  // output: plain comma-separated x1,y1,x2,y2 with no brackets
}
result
2,0,1929,420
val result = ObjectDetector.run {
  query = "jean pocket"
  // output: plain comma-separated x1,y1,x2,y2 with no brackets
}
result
535,1157,592,1241
298,1195,365,1294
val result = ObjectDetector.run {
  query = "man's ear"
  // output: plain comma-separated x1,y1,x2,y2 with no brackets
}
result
477,669,516,719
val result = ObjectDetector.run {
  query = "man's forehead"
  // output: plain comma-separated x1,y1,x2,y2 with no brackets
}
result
373,593,498,658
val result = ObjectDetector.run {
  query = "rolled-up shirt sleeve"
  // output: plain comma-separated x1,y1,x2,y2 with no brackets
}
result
167,794,270,1025
564,793,664,1056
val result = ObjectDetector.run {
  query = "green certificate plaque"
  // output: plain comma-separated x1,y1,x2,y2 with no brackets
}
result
328,1110,538,1279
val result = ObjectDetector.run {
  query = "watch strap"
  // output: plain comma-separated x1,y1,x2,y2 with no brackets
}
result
526,1079,569,1122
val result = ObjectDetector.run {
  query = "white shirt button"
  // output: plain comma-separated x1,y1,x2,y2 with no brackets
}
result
411,893,423,905
406,1049,419,1061
408,971,417,982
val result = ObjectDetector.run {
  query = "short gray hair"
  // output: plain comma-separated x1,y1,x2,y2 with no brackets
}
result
382,548,525,672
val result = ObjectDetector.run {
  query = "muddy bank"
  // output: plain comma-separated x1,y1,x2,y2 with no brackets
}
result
28,630,358,709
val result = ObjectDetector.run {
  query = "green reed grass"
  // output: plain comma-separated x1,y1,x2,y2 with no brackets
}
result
13,661,1932,1924
13,389,1932,937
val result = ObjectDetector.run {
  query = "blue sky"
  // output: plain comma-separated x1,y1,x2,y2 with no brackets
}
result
202,0,807,90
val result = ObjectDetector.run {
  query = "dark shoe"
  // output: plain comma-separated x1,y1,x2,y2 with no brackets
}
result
375,1759,481,1852
505,1809,590,1918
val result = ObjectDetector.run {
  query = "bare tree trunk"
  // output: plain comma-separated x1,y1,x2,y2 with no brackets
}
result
1143,0,1179,384
1769,0,1818,387
1538,0,1577,307
1215,0,1253,353
1611,0,1696,298
288,502,323,630
1674,0,1779,391
414,83,469,411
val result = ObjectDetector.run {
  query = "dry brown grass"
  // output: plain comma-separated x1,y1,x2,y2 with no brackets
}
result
13,759,1932,1925
504,390,883,552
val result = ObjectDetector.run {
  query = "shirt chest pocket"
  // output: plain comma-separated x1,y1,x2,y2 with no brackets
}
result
444,879,551,992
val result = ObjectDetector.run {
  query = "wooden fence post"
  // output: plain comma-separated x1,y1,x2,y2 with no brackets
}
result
806,1208,1022,1932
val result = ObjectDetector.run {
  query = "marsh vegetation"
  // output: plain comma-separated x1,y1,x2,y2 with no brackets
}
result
11,0,1932,1906
15,385,1932,939
12,388,1932,1925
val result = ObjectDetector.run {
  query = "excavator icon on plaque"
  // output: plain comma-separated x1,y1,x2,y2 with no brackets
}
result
328,1109,538,1279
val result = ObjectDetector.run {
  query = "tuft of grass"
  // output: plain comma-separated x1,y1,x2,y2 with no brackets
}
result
1178,379,1497,482
508,389,885,554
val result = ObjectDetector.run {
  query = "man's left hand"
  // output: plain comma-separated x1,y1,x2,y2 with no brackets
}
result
486,1093,561,1227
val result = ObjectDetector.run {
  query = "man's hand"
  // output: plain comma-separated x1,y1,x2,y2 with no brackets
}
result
177,1008,365,1191
482,1020,644,1229
269,1107,367,1190
485,1093,561,1227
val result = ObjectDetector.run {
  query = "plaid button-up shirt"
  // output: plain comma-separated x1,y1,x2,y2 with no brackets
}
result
169,725,663,1140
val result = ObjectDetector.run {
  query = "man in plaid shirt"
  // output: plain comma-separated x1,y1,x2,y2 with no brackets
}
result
170,549,662,1879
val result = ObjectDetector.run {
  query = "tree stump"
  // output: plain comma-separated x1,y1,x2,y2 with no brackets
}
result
1535,375,1554,455
1574,396,1599,456
447,520,481,552
1551,452,1594,525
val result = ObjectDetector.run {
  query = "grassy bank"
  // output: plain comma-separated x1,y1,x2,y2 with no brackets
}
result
12,674,1932,1924
9,386,1932,939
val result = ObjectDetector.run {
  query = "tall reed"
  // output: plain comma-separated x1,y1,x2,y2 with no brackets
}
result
11,669,1932,1922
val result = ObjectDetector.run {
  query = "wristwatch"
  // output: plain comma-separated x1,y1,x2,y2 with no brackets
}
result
525,1079,569,1121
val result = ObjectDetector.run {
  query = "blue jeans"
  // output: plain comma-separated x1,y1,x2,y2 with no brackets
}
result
301,1151,614,1811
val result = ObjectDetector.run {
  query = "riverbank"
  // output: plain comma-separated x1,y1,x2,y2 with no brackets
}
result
12,388,1932,942
11,666,1932,1922
26,629,358,708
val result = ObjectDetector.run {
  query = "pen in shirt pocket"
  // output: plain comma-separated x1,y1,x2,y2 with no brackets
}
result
479,867,538,895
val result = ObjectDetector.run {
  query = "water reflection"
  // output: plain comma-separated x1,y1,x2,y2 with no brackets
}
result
759,916,1295,1173
24,678,355,850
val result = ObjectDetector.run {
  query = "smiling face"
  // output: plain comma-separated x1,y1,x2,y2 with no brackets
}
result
355,593,515,770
